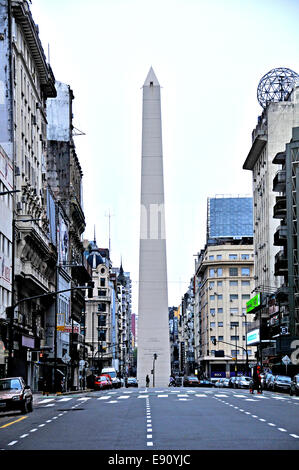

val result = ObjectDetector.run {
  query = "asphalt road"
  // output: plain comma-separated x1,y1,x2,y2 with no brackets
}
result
0,386,299,452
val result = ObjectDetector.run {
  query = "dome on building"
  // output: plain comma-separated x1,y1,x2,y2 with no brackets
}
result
86,244,104,268
257,67,299,109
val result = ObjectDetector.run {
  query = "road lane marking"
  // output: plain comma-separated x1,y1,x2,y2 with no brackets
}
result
20,434,29,438
138,395,149,398
118,396,130,399
58,398,72,402
37,399,54,404
147,442,153,446
0,416,27,428
98,396,110,400
195,394,208,397
157,395,168,398
8,441,18,446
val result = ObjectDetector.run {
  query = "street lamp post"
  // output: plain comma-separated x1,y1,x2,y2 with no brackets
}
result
152,353,157,387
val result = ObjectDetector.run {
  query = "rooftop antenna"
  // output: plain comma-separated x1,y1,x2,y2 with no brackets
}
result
105,209,115,257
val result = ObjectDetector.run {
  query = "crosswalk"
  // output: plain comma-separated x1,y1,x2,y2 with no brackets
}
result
35,390,299,407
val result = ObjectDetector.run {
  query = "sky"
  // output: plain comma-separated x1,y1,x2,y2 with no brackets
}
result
30,0,299,313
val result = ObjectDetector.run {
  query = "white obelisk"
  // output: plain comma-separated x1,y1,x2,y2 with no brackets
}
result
137,67,171,388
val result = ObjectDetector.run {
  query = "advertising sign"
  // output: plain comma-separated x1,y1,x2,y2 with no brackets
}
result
247,328,260,346
246,293,261,314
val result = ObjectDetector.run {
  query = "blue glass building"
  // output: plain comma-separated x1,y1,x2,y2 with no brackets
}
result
207,196,253,242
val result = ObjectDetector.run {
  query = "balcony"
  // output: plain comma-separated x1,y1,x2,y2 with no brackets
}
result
273,223,288,246
273,170,286,193
274,249,288,276
273,196,286,219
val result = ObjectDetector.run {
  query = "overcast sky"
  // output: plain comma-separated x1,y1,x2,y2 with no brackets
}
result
30,0,299,313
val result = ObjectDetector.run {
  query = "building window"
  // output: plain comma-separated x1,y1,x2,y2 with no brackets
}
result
229,267,238,276
230,280,238,286
231,350,240,356
209,255,214,260
98,314,106,327
242,294,250,300
217,294,223,300
209,269,215,278
217,281,223,286
241,267,250,276
218,308,223,314
217,254,222,260
230,294,238,301
229,254,237,260
98,330,106,341
241,254,250,260
241,280,250,286
210,322,215,328
230,322,239,328
100,278,105,287
218,336,224,341
209,281,215,288
210,308,216,315
230,308,238,315
218,322,223,327
98,289,106,297
211,336,216,343
217,268,223,277
210,295,215,301
231,336,239,341
98,303,106,312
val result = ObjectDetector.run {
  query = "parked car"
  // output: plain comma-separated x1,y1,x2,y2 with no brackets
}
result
261,373,272,390
290,375,299,396
94,375,112,390
0,377,33,414
236,376,252,389
183,376,200,387
126,377,138,388
198,378,214,387
272,375,292,393
215,378,226,387
228,377,238,388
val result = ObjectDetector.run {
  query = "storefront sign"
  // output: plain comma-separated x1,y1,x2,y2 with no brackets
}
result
246,293,261,314
247,328,260,346
21,335,35,349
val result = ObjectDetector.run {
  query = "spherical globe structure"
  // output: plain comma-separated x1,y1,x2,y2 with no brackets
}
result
257,67,299,109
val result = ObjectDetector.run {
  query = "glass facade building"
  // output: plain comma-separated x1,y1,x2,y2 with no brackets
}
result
207,196,253,241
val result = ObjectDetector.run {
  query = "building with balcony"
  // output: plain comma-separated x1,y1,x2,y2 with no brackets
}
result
0,0,58,387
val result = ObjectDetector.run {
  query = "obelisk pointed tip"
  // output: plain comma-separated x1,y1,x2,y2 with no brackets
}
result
143,66,160,87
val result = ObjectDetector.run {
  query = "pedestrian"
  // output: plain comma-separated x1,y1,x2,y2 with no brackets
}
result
146,374,150,388
257,365,263,394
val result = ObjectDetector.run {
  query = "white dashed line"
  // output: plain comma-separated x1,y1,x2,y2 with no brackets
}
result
20,434,29,439
290,434,299,438
8,441,18,446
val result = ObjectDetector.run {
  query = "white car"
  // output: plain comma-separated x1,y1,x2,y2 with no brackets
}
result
237,376,252,389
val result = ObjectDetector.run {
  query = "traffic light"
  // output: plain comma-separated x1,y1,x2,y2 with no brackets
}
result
87,280,95,298
212,338,217,346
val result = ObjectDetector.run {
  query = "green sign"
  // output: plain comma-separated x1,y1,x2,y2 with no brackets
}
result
246,293,261,314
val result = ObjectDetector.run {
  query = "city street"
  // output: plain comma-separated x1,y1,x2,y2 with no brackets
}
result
1,387,299,451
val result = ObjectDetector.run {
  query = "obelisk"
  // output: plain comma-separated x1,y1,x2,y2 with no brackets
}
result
137,67,171,388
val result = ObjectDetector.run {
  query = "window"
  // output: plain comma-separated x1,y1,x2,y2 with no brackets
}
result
210,322,216,328
229,267,238,276
230,322,239,328
241,280,250,286
242,294,250,300
230,308,238,315
229,254,237,260
231,350,240,356
98,303,106,312
230,280,238,286
217,294,223,300
217,281,223,286
218,336,224,341
209,269,215,278
217,268,223,277
210,308,216,315
211,336,216,343
217,254,222,260
209,255,214,260
230,294,238,301
241,254,250,260
218,308,223,314
218,322,223,327
98,330,106,341
100,278,105,287
98,315,106,327
231,336,239,341
209,281,215,288
241,267,250,276
210,295,215,301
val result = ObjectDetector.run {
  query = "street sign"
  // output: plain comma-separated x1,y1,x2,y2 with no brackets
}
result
282,355,291,365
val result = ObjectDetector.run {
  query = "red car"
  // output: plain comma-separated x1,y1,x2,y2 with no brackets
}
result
94,375,112,390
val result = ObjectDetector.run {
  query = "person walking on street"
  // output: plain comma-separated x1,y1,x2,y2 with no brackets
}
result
251,366,259,394
146,374,150,388
257,365,263,394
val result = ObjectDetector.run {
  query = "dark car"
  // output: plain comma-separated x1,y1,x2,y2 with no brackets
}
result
183,376,200,387
94,375,112,390
126,377,138,388
175,377,184,387
272,375,292,393
290,375,299,396
0,377,33,414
